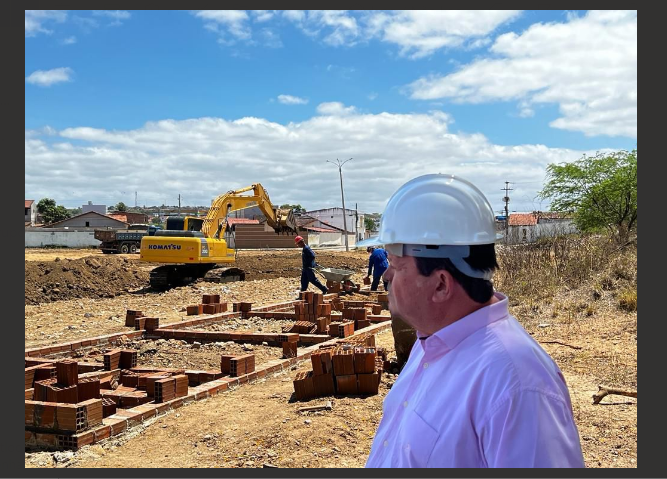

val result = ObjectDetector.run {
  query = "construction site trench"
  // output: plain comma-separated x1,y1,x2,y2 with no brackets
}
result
24,247,637,468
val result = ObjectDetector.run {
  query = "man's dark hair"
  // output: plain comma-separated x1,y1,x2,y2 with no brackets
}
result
414,244,498,303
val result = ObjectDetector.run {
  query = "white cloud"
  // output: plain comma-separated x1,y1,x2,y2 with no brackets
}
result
366,10,521,58
25,67,74,87
25,10,66,37
26,111,600,213
406,10,637,138
316,102,357,116
368,92,378,101
252,10,275,22
73,16,99,32
277,95,308,105
61,36,77,45
92,10,131,20
259,28,283,48
93,10,131,27
194,10,251,44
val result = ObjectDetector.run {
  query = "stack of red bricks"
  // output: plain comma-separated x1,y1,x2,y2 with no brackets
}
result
327,321,355,338
125,309,143,327
220,354,256,377
126,309,158,330
295,292,331,321
293,343,384,400
377,293,389,309
34,359,80,403
186,294,229,315
25,398,104,433
279,333,299,358
342,307,371,330
288,292,333,334
232,302,253,318
286,321,317,334
103,349,137,371
105,370,190,405
140,317,160,331
325,279,343,294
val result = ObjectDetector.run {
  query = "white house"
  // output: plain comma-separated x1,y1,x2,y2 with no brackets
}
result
25,200,36,226
305,207,366,242
506,212,577,244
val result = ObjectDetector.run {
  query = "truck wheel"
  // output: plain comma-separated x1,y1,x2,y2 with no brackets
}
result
130,244,138,253
120,243,130,254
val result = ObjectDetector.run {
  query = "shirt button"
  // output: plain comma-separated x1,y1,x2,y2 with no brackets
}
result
403,401,408,408
383,440,388,447
423,362,429,369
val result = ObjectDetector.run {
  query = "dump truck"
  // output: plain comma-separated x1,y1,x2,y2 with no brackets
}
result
94,224,161,254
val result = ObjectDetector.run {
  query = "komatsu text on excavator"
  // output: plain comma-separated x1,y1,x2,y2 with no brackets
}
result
140,184,297,289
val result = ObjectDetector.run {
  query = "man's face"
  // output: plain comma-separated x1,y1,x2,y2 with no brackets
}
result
297,240,305,248
383,253,433,332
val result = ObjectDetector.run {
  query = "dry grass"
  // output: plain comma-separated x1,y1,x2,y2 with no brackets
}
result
495,234,636,306
494,233,637,467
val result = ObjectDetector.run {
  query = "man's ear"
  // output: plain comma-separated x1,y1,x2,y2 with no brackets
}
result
432,269,454,303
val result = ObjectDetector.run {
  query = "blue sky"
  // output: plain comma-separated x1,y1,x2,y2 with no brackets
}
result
25,10,637,214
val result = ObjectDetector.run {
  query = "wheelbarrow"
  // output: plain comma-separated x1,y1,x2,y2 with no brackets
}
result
314,265,360,295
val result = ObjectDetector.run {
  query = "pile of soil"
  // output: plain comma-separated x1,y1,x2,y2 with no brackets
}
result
25,256,149,305
24,250,370,305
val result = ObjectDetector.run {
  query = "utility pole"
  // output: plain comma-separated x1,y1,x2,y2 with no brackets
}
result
135,191,138,208
178,194,181,216
501,182,513,244
355,203,359,243
327,158,353,251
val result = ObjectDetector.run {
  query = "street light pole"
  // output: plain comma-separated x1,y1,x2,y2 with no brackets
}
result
327,157,353,252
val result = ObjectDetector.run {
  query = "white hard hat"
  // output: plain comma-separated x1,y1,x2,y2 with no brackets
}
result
358,174,497,279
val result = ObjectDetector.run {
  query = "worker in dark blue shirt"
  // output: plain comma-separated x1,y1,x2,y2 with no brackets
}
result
365,246,389,291
295,236,328,295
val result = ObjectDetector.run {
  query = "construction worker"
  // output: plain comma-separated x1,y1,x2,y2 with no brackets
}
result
294,236,328,295
364,174,584,468
365,246,389,291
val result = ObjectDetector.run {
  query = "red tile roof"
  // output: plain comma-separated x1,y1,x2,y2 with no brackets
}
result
227,218,260,225
304,226,338,233
25,200,34,208
509,213,538,226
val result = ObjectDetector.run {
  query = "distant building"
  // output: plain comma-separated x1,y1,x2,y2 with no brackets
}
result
82,201,107,215
45,211,128,229
295,213,356,247
25,200,36,226
108,211,150,224
305,207,366,242
506,212,577,244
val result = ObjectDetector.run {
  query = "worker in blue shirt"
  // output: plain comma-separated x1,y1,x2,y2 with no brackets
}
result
365,246,389,291
295,236,328,295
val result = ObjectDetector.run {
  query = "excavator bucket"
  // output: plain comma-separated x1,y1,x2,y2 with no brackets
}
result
276,208,297,234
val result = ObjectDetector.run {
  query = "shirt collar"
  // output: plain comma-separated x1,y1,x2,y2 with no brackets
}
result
418,292,510,353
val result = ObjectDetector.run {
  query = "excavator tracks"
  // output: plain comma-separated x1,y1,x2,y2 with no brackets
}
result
149,264,221,290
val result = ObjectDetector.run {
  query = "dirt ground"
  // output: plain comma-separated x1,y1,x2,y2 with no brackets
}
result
24,247,637,468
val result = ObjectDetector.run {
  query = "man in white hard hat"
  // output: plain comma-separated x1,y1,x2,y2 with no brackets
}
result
364,174,584,468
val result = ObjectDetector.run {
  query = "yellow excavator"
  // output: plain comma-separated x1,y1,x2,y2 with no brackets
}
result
140,184,297,289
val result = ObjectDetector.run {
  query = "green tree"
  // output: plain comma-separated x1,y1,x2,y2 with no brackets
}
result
538,149,637,242
114,202,128,212
280,203,306,214
36,198,72,224
364,216,377,231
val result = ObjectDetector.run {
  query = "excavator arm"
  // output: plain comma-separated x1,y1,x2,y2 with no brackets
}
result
201,184,297,238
